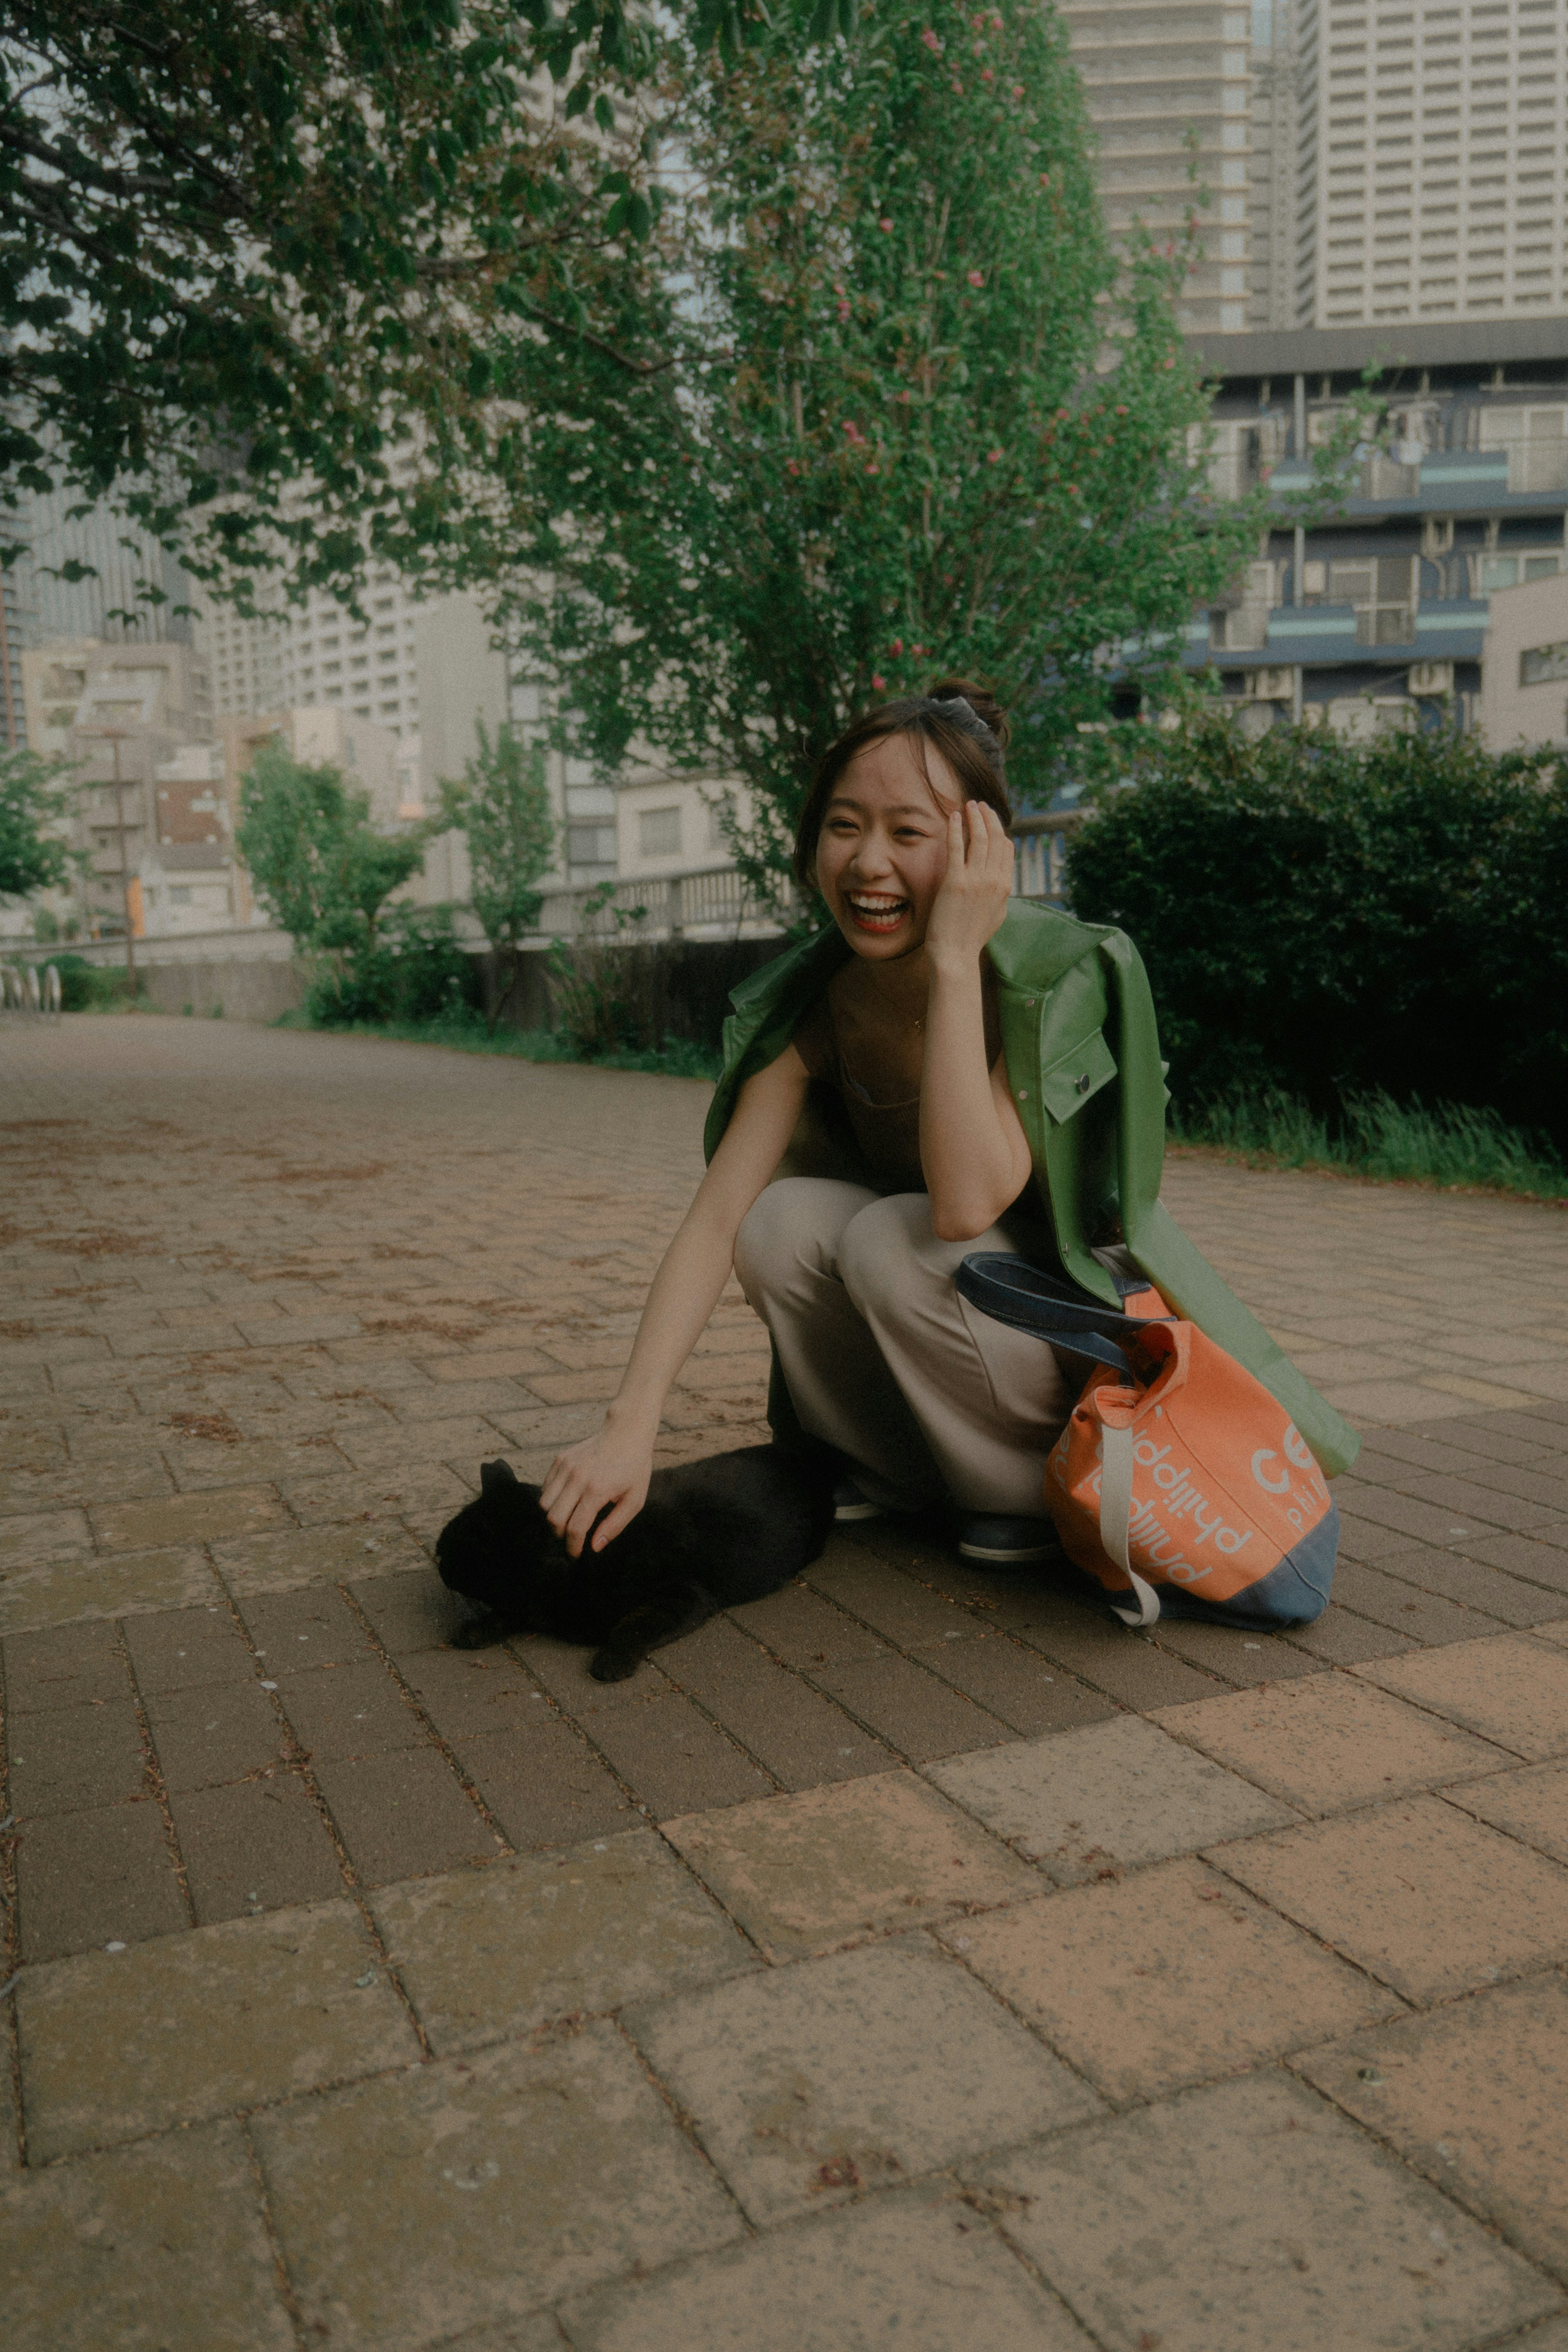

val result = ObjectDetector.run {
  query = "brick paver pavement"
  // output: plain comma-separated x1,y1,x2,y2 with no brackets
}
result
4,1013,1568,2349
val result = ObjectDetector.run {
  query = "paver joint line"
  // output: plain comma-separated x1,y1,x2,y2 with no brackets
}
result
7,1020,1568,2343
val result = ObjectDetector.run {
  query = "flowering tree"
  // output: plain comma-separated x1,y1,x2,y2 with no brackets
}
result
446,0,1260,876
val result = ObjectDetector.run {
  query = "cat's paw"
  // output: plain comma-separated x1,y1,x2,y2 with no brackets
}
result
451,1614,505,1651
589,1647,641,1683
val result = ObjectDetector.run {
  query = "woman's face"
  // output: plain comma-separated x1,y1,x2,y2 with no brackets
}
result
814,733,962,961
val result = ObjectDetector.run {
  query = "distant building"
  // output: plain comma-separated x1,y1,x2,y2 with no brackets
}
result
1061,0,1254,335
18,640,215,939
1479,571,1568,752
7,484,197,653
1181,315,1568,733
1066,1,1568,339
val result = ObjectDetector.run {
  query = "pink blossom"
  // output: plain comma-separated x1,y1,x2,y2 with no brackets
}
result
786,459,801,475
1114,404,1128,416
878,217,894,231
912,644,929,657
1039,172,1050,186
991,11,1002,25
871,674,886,689
836,302,850,321
1162,355,1176,369
866,461,880,475
988,448,1004,463
891,638,904,654
980,66,993,80
1012,83,1024,97
842,419,867,444
920,27,941,49
967,269,984,287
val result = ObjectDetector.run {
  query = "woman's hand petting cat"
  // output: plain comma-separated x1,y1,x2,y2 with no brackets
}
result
922,799,1015,974
541,1419,655,1559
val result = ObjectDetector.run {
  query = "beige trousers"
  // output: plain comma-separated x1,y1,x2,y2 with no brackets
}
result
733,1178,1072,1518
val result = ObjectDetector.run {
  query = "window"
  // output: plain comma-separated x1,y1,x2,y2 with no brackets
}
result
568,823,617,866
1327,556,1417,643
1479,405,1568,492
707,793,736,853
169,887,192,906
1479,552,1564,591
1521,642,1568,685
638,805,682,858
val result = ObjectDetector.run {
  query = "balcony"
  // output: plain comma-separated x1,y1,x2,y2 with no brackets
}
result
1265,446,1566,519
1185,598,1491,668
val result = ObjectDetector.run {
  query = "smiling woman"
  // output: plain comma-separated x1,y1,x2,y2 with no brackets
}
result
540,675,1358,1578
541,680,1078,1569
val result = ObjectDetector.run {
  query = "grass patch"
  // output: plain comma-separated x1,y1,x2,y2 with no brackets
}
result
272,1004,723,1081
1174,1083,1568,1202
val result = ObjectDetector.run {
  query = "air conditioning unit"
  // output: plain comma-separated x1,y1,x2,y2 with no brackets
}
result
1408,662,1453,696
1244,667,1297,702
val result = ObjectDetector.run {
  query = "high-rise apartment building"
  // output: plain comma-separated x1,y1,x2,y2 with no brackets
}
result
1060,0,1256,333
195,570,426,810
1067,0,1568,336
1281,0,1568,328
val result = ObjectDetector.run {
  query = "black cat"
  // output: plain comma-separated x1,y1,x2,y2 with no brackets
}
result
434,1443,836,1681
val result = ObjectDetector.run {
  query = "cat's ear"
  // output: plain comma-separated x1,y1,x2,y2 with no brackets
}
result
479,1458,519,1497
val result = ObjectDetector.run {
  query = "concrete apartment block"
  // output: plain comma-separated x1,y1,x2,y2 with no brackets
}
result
1178,315,1568,736
1480,569,1568,750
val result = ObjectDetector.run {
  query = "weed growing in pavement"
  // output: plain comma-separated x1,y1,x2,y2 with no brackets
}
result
1174,1083,1568,1202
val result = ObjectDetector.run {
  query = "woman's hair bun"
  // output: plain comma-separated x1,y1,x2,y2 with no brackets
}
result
924,676,1010,749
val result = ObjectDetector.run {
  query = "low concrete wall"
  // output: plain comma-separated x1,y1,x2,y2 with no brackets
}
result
135,958,308,1023
102,934,786,1042
476,936,788,1043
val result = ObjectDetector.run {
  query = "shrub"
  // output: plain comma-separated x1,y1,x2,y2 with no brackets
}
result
1066,710,1568,1146
1174,1082,1568,1200
48,955,144,1011
304,905,482,1028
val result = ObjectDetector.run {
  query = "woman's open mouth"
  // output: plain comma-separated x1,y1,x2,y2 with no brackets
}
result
844,892,910,935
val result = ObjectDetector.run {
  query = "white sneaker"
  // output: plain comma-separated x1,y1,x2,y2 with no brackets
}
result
833,1476,886,1523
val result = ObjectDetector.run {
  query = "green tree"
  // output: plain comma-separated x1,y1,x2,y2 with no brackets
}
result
0,745,79,902
444,0,1261,883
236,738,430,1014
439,718,557,1028
0,0,771,614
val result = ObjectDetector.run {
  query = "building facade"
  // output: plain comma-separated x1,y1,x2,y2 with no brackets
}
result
18,639,216,940
1478,569,1568,750
1066,0,1568,339
1183,316,1568,731
1060,0,1255,334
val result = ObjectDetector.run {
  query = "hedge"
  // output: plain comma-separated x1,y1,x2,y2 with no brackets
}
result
1064,711,1568,1149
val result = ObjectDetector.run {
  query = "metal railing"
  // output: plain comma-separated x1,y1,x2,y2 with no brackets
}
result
532,864,795,943
537,814,1084,940
1011,810,1082,905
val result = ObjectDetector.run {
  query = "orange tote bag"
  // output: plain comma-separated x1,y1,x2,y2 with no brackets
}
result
957,1256,1337,1629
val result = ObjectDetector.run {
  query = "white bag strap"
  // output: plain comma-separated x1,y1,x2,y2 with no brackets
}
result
1098,1418,1162,1628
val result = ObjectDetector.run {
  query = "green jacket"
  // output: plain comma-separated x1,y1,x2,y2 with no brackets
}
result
704,900,1359,1478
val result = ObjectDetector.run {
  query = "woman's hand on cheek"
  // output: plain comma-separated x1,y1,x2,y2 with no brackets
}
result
922,802,1015,972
